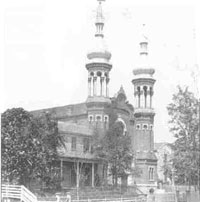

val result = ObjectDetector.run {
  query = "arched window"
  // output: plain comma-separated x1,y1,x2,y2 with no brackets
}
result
97,71,102,77
104,115,109,129
136,124,141,130
143,124,148,130
137,86,141,108
116,117,127,135
88,115,93,123
95,115,102,122
95,115,102,128
149,167,154,181
143,86,147,108
104,115,109,122
150,87,153,108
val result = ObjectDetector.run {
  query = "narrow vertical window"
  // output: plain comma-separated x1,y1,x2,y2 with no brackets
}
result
89,115,93,123
143,86,147,108
83,137,90,153
104,115,109,129
150,87,153,108
136,124,141,130
149,167,154,180
71,137,76,151
137,86,141,108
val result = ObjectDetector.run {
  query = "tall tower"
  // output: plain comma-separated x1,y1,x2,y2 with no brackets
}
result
132,25,157,186
86,0,112,129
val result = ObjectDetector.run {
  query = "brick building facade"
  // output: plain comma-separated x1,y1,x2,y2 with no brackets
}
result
32,0,157,191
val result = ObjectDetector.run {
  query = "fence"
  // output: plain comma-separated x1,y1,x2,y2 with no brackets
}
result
2,184,147,202
71,196,147,202
2,184,37,202
155,193,176,202
2,184,179,202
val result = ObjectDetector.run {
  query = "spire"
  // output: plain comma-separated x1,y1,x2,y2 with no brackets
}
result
95,0,105,38
140,24,148,57
118,85,126,96
87,0,111,61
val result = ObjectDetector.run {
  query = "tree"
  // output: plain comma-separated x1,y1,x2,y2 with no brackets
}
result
33,111,64,190
167,86,199,186
162,160,173,183
1,108,64,189
93,112,138,186
2,108,36,185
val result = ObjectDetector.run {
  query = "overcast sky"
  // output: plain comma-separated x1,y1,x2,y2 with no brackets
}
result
1,0,200,143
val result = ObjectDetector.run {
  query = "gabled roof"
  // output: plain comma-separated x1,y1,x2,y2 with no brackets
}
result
114,85,127,100
111,86,134,114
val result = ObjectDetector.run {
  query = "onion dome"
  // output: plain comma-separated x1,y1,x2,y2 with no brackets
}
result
86,0,111,63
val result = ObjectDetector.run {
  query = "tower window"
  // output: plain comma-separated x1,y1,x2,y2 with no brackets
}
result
150,87,153,108
104,115,109,122
88,115,93,122
90,72,94,76
150,87,153,95
95,115,102,122
97,71,102,77
137,86,141,93
71,137,77,151
137,86,141,108
143,86,147,93
143,124,148,130
150,124,153,130
136,124,141,130
143,86,147,108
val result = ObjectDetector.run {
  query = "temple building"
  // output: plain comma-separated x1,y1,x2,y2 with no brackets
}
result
32,0,157,191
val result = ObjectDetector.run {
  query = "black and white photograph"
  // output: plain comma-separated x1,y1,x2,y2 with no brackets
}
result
1,0,200,202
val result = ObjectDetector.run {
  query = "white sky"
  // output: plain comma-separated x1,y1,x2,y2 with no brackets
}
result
1,0,200,143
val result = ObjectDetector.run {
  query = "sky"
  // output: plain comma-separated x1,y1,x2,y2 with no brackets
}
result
1,0,200,143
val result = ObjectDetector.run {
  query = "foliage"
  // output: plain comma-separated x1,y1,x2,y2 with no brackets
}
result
1,108,64,189
167,86,199,185
93,112,138,186
161,161,173,183
1,108,34,185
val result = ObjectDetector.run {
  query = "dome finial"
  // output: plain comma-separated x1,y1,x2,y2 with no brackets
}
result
95,0,105,38
139,23,148,60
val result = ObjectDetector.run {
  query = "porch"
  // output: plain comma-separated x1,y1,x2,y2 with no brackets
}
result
59,159,105,189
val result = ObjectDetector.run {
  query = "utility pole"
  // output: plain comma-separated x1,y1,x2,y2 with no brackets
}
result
198,99,200,194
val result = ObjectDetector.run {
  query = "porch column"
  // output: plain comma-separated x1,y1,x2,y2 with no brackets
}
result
92,163,95,187
76,161,79,188
60,160,63,179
